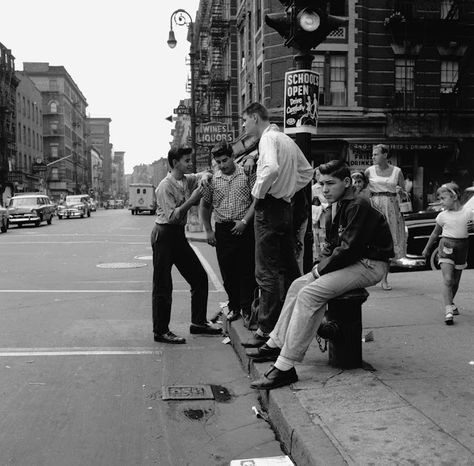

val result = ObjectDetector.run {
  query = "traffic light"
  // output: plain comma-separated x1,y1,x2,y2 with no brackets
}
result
265,0,347,53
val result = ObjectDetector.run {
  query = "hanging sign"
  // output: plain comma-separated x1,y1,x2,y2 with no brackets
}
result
284,70,319,135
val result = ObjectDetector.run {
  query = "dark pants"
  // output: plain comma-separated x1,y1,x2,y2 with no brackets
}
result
151,223,208,335
215,222,257,315
255,196,301,334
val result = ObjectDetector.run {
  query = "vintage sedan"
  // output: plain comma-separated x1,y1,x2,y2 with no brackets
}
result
8,194,55,227
57,195,92,219
0,205,8,233
404,187,474,270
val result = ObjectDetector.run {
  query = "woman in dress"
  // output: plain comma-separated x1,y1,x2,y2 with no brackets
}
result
365,144,407,290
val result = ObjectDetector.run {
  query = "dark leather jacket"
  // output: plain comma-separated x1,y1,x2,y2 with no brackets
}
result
316,187,394,276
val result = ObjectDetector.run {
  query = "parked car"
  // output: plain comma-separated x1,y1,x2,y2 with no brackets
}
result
0,205,8,233
105,199,116,209
8,194,55,227
404,187,474,270
57,195,91,219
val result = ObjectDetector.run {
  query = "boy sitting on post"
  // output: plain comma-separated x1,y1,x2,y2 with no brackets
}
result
248,160,394,390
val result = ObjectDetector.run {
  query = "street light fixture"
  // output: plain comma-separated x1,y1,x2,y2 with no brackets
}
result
167,8,197,173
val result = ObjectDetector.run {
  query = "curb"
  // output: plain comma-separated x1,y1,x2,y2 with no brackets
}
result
226,318,348,466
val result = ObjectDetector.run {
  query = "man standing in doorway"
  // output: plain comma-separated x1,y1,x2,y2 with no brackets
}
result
242,102,314,347
151,147,221,344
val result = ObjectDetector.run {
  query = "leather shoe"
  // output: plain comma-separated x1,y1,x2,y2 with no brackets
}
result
246,344,280,362
226,309,240,322
154,331,186,344
190,323,222,335
241,333,268,348
250,365,298,390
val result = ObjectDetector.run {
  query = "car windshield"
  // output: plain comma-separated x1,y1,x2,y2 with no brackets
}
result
66,196,86,203
9,197,37,207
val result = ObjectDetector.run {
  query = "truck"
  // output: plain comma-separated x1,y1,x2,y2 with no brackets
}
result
128,183,157,215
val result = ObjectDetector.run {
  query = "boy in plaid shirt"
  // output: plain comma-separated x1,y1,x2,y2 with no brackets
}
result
201,142,257,322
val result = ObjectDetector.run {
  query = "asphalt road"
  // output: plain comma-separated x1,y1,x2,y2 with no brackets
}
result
0,209,284,466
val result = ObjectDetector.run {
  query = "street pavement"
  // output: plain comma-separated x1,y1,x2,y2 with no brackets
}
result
0,211,285,466
188,231,474,466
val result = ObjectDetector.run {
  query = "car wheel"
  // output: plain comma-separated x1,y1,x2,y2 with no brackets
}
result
429,247,441,270
58,215,62,219
35,215,42,227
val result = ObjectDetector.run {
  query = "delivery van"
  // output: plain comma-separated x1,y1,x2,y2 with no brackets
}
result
128,183,157,215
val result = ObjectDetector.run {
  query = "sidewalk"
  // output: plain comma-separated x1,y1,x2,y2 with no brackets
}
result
224,269,474,465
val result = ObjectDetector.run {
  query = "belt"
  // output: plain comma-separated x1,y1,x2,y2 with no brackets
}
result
370,192,397,197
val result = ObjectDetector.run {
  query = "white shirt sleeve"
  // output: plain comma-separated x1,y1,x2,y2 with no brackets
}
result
251,134,279,199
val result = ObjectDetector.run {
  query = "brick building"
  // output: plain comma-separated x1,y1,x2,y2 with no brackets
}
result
0,42,19,205
87,117,112,199
14,72,44,193
22,62,89,202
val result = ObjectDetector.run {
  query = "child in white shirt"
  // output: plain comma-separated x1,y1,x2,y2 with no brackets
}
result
423,183,474,325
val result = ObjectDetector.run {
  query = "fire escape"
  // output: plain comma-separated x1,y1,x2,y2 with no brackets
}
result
384,0,474,128
208,0,231,119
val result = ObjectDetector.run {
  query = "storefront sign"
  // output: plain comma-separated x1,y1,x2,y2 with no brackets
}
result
284,70,319,135
348,144,373,171
196,121,234,146
32,163,47,172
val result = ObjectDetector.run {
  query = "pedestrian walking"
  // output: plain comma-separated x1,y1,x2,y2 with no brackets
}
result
200,142,257,323
241,102,314,347
422,182,474,325
248,160,394,390
151,147,221,344
365,143,406,290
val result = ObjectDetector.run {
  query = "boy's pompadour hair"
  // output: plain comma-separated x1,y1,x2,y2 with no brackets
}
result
168,147,192,168
318,159,351,181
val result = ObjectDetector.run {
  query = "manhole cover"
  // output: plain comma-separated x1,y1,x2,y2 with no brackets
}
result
162,385,214,401
134,255,153,260
96,262,147,269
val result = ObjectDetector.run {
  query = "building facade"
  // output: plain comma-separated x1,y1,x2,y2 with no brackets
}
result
0,42,19,205
22,62,89,202
188,0,474,211
111,151,125,200
87,117,112,199
14,72,44,194
90,146,103,204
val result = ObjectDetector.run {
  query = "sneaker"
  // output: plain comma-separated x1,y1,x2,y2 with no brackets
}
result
452,305,459,316
445,312,454,326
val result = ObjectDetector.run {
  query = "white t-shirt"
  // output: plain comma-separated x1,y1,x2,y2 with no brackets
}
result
436,208,474,239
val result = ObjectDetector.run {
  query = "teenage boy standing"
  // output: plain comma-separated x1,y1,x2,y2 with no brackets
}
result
248,160,394,389
151,147,221,344
242,102,314,347
200,142,257,322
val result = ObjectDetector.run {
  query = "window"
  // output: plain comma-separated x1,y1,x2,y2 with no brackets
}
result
143,189,147,194
136,189,140,194
440,60,458,93
18,123,21,143
440,0,458,19
330,55,347,105
28,128,31,147
49,79,58,91
257,64,263,102
239,28,246,69
395,58,415,108
50,101,58,113
247,12,252,56
255,0,262,30
27,100,31,119
51,145,59,158
311,53,347,106
330,0,347,16
22,97,26,116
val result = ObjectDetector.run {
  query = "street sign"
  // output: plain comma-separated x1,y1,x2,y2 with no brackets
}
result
196,121,234,147
284,70,319,135
32,163,47,172
173,104,190,115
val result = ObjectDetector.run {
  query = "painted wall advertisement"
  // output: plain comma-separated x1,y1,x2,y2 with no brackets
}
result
284,70,319,135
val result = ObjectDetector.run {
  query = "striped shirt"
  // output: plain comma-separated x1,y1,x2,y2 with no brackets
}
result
202,164,254,223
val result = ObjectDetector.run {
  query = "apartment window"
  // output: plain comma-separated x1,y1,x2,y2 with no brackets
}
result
440,60,458,93
330,55,347,105
255,0,262,31
27,100,31,119
22,97,26,116
257,64,263,102
28,128,31,147
23,125,26,143
440,0,458,19
51,145,59,159
311,53,347,106
18,122,21,143
247,12,252,56
330,0,347,16
239,28,246,68
395,58,415,107
50,101,58,113
49,79,59,91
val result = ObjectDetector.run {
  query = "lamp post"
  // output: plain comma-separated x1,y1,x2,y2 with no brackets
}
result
167,8,197,173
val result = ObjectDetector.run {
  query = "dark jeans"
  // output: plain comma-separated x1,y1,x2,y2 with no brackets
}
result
215,222,257,314
151,223,208,335
255,196,301,334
